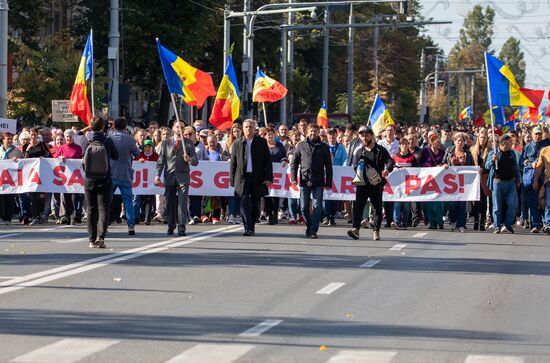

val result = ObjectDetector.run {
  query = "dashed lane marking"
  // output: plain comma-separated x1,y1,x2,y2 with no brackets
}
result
10,338,119,363
389,243,407,251
316,282,346,295
239,319,283,337
359,260,381,268
164,344,255,363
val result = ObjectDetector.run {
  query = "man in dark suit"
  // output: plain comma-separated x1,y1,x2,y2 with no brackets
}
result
230,119,273,236
154,121,198,236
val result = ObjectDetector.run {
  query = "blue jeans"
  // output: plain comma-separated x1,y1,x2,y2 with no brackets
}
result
323,200,337,220
300,186,324,234
544,182,550,227
288,198,300,220
133,195,143,222
522,185,542,228
227,196,241,216
448,201,467,228
111,179,135,226
393,202,410,226
492,179,518,229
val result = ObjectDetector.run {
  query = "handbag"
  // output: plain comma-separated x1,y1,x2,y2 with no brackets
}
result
365,163,383,186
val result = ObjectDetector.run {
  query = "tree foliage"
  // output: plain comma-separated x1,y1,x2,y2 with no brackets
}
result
499,37,526,87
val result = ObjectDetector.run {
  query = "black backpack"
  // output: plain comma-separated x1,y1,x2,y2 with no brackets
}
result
82,140,109,177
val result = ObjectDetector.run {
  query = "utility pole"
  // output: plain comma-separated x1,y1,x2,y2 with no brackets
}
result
471,74,475,113
434,55,439,100
346,4,354,117
0,0,8,118
321,7,331,105
223,5,230,70
280,27,288,124
287,0,295,124
419,48,425,123
446,74,451,122
456,73,460,120
108,0,120,118
373,15,379,90
242,0,251,118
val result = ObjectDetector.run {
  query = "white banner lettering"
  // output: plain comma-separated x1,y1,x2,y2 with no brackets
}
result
0,159,480,201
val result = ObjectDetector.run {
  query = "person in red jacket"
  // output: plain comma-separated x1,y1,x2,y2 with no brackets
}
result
391,138,418,229
137,139,159,224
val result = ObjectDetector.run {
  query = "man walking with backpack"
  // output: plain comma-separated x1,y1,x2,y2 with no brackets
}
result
83,116,119,248
347,127,394,241
109,117,141,235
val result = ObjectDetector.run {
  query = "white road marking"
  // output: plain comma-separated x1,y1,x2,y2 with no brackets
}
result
389,243,407,251
37,225,72,232
11,338,119,363
413,232,427,238
316,282,346,295
0,225,242,295
326,349,397,363
239,319,283,337
464,355,524,363
0,233,23,239
0,276,18,279
359,260,381,268
164,344,254,363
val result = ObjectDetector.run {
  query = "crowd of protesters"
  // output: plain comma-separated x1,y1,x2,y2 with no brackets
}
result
0,115,549,247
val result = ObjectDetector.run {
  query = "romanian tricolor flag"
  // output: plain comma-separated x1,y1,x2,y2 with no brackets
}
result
509,109,520,121
209,55,240,131
317,101,328,129
252,68,288,103
368,94,394,136
69,32,93,124
458,106,471,121
156,39,216,108
485,52,534,107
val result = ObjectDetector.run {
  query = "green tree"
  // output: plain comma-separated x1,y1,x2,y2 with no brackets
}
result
8,32,107,126
499,37,525,87
448,5,495,119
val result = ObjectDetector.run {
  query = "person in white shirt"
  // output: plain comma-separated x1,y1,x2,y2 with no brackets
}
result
377,125,400,157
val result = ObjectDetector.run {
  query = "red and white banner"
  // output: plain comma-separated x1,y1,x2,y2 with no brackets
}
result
0,159,480,201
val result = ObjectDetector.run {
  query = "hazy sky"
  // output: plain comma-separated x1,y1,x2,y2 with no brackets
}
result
419,0,550,89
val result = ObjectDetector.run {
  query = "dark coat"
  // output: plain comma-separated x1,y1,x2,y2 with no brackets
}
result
156,137,198,186
230,136,273,199
290,138,333,188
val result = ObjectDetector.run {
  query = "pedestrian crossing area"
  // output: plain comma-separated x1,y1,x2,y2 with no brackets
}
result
7,338,530,363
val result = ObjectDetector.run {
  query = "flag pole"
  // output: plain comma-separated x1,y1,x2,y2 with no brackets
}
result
90,29,95,117
170,92,187,156
484,52,498,172
262,102,268,127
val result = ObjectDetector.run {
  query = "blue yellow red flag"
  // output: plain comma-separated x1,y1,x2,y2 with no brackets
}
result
317,101,328,129
485,52,534,107
69,32,93,124
252,68,288,103
458,106,471,121
368,94,394,136
156,39,216,108
209,55,240,131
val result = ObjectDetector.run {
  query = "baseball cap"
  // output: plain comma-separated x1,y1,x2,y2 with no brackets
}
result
358,126,371,134
442,123,452,131
143,139,154,147
533,126,543,134
499,134,511,143
199,130,209,137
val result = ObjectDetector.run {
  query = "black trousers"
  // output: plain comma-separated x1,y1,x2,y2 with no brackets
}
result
472,187,488,225
165,184,189,232
240,173,261,232
142,195,156,222
0,194,15,222
85,179,112,243
353,185,384,231
264,197,279,222
29,192,46,220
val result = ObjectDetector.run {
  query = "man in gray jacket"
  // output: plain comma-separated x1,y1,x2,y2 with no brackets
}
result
109,117,141,235
155,121,198,236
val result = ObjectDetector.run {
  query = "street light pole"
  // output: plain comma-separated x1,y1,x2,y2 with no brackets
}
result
346,4,354,117
108,0,120,118
321,7,331,105
0,0,8,118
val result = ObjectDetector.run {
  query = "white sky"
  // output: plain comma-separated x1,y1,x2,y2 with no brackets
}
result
419,0,550,89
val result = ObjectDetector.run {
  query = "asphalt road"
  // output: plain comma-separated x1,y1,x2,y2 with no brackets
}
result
0,219,549,362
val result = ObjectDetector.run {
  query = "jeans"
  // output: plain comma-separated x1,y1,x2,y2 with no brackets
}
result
133,195,143,222
544,182,550,227
300,185,324,234
492,179,518,229
288,198,300,220
521,185,542,228
448,201,467,228
324,200,337,220
18,193,31,219
393,202,410,226
227,196,241,217
111,179,135,226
